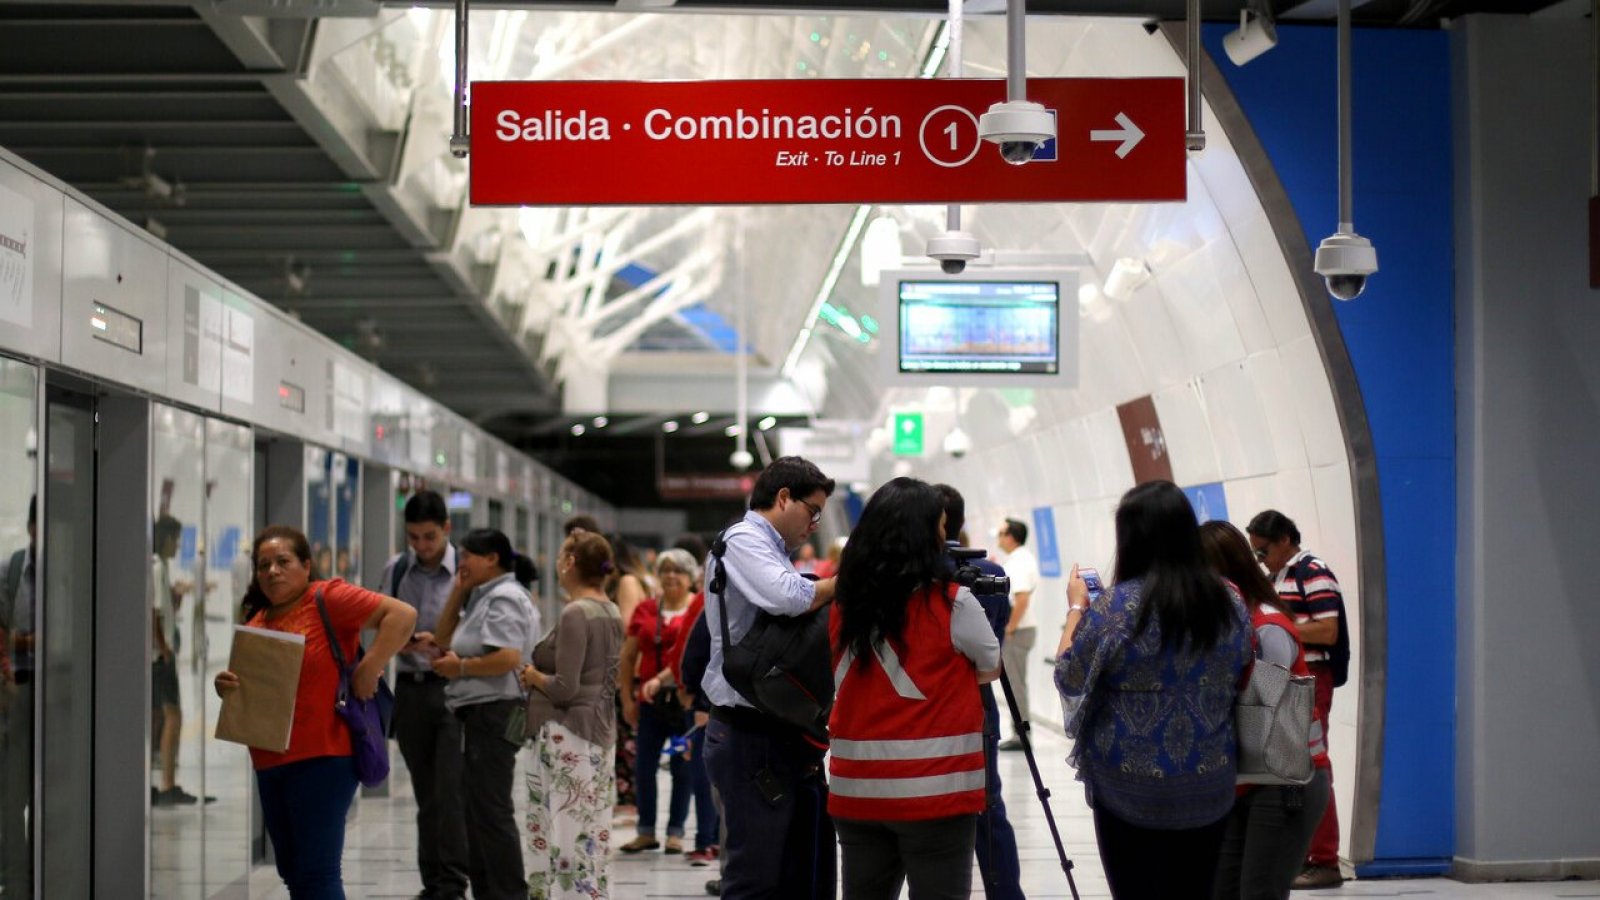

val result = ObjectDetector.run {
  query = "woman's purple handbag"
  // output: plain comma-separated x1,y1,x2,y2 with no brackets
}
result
314,588,395,788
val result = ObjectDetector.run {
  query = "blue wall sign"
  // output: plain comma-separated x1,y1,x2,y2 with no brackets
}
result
1182,482,1229,524
1031,506,1061,578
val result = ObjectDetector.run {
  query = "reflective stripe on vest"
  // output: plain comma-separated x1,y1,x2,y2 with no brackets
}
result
830,767,987,800
831,732,984,762
834,640,926,701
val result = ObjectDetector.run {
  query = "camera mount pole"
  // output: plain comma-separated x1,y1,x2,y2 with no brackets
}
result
997,665,1081,900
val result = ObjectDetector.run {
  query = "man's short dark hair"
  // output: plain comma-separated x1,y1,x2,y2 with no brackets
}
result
935,484,965,543
672,533,709,564
1002,517,1029,546
563,514,601,536
403,490,449,526
749,456,835,511
1247,509,1300,546
26,495,36,528
153,515,183,546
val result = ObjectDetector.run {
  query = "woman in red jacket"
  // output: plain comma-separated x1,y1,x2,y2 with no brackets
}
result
1200,521,1332,900
829,478,1001,900
215,525,416,899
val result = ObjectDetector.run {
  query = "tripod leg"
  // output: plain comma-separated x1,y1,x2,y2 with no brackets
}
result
996,665,1082,900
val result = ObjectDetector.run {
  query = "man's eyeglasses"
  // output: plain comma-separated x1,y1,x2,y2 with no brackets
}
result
1253,547,1269,561
796,497,823,526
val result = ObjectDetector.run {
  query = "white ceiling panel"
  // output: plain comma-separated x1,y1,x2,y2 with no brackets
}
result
1278,333,1347,469
1085,405,1136,500
1246,348,1313,473
1155,238,1251,375
1153,379,1223,487
1197,359,1278,481
1115,281,1191,389
1233,209,1313,348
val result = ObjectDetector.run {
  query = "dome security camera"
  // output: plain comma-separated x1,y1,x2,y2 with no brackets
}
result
943,427,973,459
1313,231,1378,301
927,231,981,275
730,449,755,470
978,101,1056,167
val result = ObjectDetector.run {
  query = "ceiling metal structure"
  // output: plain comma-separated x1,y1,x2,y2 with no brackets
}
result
0,0,1569,505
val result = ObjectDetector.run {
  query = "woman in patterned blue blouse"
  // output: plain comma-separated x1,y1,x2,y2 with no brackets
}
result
1054,480,1252,899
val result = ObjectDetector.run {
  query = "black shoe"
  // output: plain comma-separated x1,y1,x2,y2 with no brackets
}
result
997,739,1024,752
155,786,216,806
704,880,721,896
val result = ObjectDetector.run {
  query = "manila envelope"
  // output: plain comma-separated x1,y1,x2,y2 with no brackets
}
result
215,624,306,752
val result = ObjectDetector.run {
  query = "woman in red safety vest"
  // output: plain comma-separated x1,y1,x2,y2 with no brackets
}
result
1200,521,1333,900
828,477,1002,900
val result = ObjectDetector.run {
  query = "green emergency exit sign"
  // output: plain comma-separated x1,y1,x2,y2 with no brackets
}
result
892,412,924,456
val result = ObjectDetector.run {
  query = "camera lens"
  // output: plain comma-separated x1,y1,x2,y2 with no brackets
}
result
998,141,1039,165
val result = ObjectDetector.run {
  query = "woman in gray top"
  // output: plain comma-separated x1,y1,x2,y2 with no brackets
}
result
520,530,623,900
431,528,539,900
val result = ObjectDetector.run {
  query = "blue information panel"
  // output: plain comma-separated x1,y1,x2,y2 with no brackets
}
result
179,525,200,568
1182,482,1229,524
1031,506,1061,578
213,526,242,571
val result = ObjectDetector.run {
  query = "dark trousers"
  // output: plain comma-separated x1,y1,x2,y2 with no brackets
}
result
457,699,526,900
1213,768,1332,900
634,700,691,838
1,680,33,899
1093,804,1228,900
394,676,469,898
704,709,836,900
1305,665,1340,868
836,815,978,900
974,710,1025,900
688,721,720,851
257,755,361,900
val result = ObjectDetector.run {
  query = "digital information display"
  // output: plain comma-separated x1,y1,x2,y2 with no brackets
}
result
897,280,1060,375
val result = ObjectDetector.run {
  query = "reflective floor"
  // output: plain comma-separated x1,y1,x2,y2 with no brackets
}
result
246,727,1600,899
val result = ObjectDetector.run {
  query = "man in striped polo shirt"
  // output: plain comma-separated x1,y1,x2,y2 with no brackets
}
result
1248,510,1348,891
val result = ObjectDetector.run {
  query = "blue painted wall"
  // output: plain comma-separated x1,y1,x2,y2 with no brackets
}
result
1203,25,1457,870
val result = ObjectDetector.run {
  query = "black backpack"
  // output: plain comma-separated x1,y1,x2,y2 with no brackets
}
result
709,531,834,748
1292,556,1351,688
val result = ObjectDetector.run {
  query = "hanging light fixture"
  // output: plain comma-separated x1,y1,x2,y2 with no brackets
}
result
928,0,983,272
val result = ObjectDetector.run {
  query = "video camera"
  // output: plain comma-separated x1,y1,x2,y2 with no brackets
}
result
946,543,1010,597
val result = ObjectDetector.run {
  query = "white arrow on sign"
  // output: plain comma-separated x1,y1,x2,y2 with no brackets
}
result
1090,112,1145,159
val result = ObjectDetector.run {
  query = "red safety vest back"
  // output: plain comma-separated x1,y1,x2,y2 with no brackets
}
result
827,584,986,822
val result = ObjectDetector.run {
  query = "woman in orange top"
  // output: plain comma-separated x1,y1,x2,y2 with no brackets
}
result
215,525,416,899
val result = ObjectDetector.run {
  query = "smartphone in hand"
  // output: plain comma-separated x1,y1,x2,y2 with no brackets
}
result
1079,567,1105,601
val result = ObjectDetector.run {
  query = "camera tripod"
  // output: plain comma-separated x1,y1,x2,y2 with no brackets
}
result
990,665,1082,900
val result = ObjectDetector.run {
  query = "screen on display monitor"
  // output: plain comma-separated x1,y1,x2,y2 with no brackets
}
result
877,267,1079,389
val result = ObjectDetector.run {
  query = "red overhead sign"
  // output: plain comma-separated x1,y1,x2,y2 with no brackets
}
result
470,78,1185,206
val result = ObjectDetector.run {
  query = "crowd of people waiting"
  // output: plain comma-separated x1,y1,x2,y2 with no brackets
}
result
214,454,1349,900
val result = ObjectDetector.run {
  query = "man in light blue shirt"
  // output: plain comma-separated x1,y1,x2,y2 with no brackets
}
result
380,491,468,900
702,456,836,900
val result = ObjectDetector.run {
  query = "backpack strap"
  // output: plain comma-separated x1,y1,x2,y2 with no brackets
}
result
388,553,411,599
708,530,734,656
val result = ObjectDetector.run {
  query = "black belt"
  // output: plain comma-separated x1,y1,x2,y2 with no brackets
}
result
711,705,789,734
397,670,446,684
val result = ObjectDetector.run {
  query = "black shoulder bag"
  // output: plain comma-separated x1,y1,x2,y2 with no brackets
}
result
1293,556,1351,688
709,531,834,748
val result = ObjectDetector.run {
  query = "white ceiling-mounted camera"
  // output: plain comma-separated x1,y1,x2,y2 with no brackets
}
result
943,426,973,459
926,230,981,275
1313,230,1378,301
978,100,1056,166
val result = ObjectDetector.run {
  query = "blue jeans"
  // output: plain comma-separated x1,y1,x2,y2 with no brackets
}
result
634,700,691,838
687,720,719,850
257,755,360,900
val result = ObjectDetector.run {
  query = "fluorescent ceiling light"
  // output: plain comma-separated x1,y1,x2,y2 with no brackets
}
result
725,424,743,437
570,424,586,436
691,411,710,424
1103,257,1152,301
592,416,609,428
662,420,680,433
758,416,778,431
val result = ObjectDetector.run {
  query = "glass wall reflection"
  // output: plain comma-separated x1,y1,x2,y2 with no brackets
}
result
0,359,38,899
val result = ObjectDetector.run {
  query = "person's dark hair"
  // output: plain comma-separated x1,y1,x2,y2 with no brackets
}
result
604,532,647,600
563,514,601,536
565,531,613,585
935,484,965,543
1111,481,1234,652
748,456,835,511
836,478,950,665
672,533,709,566
241,525,314,620
1247,509,1301,546
460,528,537,588
1199,520,1287,618
403,490,449,526
153,514,182,547
27,495,36,528
1002,517,1029,546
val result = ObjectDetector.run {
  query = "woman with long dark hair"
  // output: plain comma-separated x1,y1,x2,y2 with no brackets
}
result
1053,481,1252,900
216,525,416,899
429,527,540,900
605,532,648,819
829,477,1000,899
1200,521,1332,900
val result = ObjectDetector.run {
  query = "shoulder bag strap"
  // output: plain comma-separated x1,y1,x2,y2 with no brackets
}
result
313,586,350,676
708,530,734,655
389,554,410,598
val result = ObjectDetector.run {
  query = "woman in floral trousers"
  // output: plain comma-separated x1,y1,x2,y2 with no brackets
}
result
521,531,624,899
